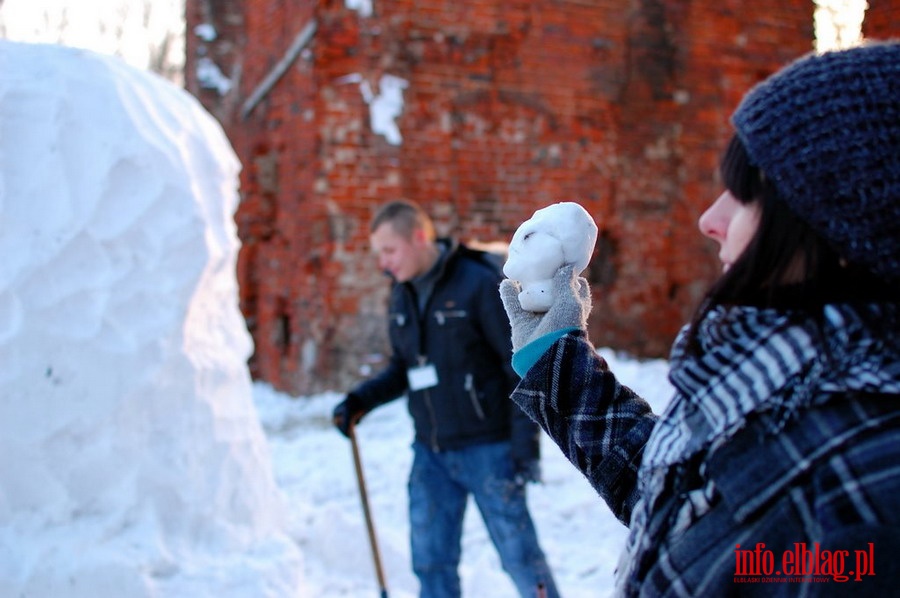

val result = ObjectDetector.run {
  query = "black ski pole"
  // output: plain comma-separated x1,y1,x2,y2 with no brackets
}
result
349,419,389,598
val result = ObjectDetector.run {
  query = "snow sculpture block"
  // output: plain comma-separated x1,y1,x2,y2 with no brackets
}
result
503,202,598,312
0,41,303,597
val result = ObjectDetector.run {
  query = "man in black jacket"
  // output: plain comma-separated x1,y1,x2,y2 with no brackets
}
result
333,200,560,598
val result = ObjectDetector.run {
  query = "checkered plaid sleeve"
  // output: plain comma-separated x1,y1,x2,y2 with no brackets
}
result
511,330,658,524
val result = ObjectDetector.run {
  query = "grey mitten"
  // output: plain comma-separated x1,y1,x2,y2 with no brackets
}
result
500,265,592,352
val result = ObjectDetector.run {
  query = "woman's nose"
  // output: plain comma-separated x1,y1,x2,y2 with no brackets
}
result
698,192,730,242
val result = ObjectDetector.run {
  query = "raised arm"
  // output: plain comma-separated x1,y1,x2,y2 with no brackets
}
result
501,266,658,523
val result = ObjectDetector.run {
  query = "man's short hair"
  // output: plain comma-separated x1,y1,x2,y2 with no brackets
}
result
370,200,435,241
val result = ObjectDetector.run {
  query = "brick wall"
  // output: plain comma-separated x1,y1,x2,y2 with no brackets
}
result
864,0,900,39
186,0,820,396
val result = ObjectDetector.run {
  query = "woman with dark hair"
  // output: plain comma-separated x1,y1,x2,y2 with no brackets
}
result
501,41,900,596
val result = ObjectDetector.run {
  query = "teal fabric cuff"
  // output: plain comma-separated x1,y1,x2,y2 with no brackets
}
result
511,327,581,377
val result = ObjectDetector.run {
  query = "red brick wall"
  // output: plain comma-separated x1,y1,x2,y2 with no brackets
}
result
186,0,816,396
864,0,900,39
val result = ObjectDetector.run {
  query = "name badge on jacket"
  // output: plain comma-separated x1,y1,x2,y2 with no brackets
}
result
408,363,439,391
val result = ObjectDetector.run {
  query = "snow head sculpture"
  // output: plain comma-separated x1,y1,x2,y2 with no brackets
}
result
503,202,598,312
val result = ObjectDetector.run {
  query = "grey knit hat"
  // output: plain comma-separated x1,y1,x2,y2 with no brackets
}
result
731,41,900,283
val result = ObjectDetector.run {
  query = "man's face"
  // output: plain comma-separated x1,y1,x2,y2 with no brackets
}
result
370,222,428,282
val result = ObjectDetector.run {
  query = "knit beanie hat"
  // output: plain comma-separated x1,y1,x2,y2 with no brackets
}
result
731,41,900,283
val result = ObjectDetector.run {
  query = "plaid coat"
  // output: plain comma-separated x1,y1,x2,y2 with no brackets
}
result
511,304,900,596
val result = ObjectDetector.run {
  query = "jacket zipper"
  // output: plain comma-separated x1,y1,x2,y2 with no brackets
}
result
464,373,485,420
418,354,440,451
416,301,441,452
406,257,453,453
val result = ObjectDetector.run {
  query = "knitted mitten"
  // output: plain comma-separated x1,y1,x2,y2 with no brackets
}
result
500,265,592,352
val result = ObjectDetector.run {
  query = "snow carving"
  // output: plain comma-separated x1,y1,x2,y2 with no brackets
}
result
503,202,598,312
0,41,303,596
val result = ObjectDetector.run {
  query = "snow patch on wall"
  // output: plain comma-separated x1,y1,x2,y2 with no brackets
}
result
337,72,408,145
194,23,218,42
345,0,374,17
196,55,232,95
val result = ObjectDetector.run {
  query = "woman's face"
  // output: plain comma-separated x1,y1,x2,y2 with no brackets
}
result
698,191,761,273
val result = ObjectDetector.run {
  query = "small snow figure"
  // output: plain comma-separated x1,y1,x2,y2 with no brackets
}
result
503,202,598,312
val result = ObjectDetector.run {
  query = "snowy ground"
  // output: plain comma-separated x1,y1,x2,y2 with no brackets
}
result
255,348,673,598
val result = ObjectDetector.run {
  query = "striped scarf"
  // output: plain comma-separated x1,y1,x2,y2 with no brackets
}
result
647,302,900,469
616,302,900,594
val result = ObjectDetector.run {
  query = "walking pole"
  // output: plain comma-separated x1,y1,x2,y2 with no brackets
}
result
349,419,389,598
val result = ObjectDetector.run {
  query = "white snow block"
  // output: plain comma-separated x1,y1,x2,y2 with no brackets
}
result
0,41,304,597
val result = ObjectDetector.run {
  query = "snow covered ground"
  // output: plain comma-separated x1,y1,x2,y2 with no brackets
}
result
256,348,673,598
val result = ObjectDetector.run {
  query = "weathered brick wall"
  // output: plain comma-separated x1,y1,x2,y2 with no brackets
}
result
864,0,900,39
186,0,818,396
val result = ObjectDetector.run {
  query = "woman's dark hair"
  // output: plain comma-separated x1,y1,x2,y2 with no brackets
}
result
685,134,894,351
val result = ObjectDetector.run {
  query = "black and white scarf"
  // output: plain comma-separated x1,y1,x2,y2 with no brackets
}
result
647,302,900,470
616,302,900,592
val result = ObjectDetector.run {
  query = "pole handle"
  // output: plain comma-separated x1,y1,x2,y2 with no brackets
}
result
349,421,390,597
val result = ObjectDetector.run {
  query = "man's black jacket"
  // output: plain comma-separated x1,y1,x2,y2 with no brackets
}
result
350,239,540,462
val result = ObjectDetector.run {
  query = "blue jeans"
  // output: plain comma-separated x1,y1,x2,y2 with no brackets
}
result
408,441,560,598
